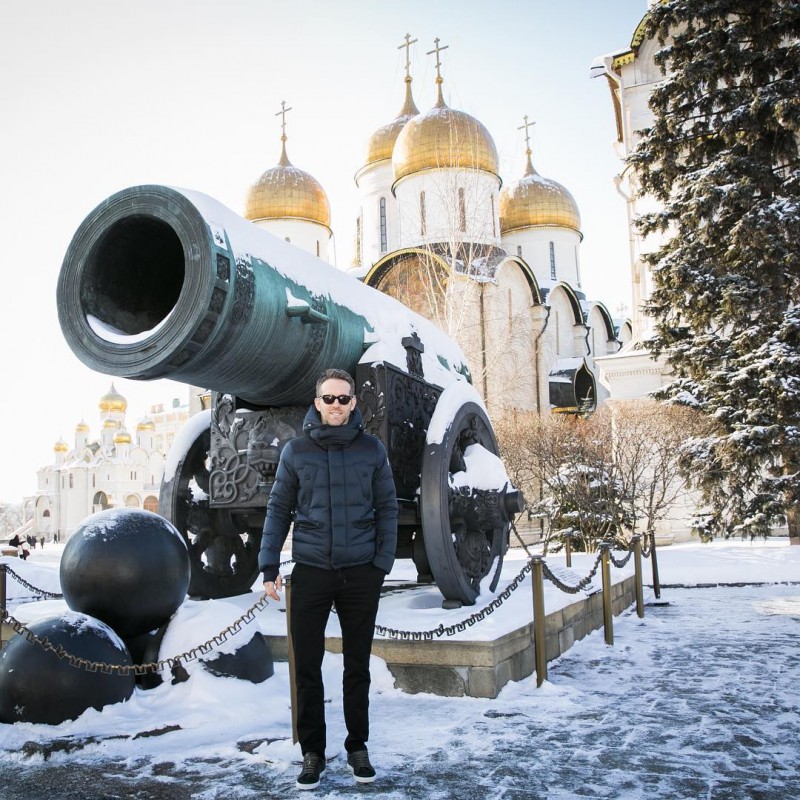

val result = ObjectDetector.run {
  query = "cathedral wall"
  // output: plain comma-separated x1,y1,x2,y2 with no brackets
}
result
479,262,538,414
394,169,501,249
253,217,331,262
355,162,402,266
502,227,582,289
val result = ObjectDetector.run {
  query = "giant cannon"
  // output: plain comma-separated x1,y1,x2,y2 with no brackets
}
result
57,185,523,607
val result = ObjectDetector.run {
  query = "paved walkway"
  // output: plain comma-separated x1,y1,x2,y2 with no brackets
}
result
2,584,799,799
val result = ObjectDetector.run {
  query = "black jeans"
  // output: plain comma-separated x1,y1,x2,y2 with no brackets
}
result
290,562,385,757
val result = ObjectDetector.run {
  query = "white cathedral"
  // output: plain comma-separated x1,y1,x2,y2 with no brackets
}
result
29,386,190,542
244,37,632,422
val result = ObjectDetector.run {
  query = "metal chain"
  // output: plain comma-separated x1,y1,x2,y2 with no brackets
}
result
609,546,635,569
1,565,64,599
541,552,603,594
0,594,270,676
374,560,534,641
640,537,652,558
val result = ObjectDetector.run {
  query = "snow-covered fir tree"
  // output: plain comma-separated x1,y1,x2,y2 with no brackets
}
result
629,0,800,540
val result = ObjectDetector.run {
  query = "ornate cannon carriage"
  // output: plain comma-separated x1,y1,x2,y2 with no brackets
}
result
57,185,523,607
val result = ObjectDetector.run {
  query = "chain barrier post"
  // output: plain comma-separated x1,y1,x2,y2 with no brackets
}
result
284,574,299,745
564,532,572,569
632,536,645,618
0,564,7,651
649,532,661,599
530,556,547,687
600,543,614,646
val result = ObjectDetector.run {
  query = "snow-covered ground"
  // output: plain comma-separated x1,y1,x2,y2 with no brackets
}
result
1,539,798,799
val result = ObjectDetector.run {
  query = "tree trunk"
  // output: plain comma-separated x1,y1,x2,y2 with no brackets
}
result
787,502,800,545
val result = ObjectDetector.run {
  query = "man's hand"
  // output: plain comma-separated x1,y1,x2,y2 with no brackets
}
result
263,574,283,601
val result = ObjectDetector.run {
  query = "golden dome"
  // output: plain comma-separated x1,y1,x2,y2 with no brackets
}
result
54,438,69,453
75,420,90,433
103,418,119,430
113,429,132,445
245,140,331,229
499,152,582,234
99,383,127,414
137,417,156,432
361,77,419,172
392,83,499,185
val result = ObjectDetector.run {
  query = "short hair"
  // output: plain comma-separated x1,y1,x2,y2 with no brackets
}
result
316,368,355,397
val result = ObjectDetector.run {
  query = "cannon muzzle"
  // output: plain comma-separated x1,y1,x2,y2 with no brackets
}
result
58,185,469,405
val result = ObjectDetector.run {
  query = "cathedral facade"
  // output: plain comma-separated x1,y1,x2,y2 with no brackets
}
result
29,385,190,541
242,37,632,420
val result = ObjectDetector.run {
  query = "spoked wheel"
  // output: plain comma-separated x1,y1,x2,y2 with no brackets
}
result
420,387,523,607
160,411,261,598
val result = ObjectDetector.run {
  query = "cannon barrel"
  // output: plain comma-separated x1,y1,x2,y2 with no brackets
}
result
57,185,470,405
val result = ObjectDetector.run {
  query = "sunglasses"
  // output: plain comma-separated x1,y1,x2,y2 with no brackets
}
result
318,394,353,405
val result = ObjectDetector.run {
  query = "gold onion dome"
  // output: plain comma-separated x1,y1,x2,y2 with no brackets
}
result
75,420,90,433
99,383,127,414
361,77,420,171
392,81,499,185
137,417,156,432
113,429,132,445
53,438,69,453
245,138,331,228
499,151,582,234
103,418,120,430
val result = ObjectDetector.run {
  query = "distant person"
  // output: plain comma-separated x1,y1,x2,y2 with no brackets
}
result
259,368,397,790
8,534,21,554
40,536,45,549
19,538,30,560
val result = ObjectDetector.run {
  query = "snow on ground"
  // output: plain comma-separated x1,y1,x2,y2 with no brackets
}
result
1,539,799,799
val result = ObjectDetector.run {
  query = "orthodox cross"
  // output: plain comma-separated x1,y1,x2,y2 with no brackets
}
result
398,33,418,79
427,37,449,81
276,100,293,141
518,115,535,153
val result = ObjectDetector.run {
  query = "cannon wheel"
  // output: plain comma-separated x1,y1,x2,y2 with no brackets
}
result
420,394,508,607
160,412,261,599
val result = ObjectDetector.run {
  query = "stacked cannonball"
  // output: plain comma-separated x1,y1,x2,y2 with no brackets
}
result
0,508,190,725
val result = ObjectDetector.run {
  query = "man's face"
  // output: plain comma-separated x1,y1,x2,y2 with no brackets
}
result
314,378,356,426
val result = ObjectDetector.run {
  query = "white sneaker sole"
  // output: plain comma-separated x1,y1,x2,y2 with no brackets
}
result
348,765,376,784
296,768,325,790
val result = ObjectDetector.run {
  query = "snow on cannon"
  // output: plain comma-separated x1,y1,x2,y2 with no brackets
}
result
57,185,524,607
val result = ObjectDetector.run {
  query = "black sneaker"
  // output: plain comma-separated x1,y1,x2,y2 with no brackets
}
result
296,752,325,790
347,749,376,784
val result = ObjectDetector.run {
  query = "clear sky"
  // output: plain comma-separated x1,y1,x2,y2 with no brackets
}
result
0,0,648,505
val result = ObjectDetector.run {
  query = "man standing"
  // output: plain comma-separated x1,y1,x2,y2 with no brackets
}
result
259,368,397,790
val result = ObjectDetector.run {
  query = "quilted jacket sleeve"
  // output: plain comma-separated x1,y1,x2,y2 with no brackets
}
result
258,443,298,579
371,441,398,574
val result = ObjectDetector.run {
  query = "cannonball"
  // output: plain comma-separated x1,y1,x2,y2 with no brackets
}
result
0,612,135,725
60,508,190,638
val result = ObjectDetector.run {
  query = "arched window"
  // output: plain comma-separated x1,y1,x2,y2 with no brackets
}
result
575,245,581,287
491,195,496,236
549,242,556,279
316,240,320,257
517,245,522,257
419,191,426,236
69,474,73,489
379,197,387,252
144,495,159,513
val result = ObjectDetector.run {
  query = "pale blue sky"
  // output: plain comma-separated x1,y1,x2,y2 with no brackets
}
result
0,0,648,503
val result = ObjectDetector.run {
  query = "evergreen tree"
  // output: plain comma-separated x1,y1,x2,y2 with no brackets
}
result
629,0,800,539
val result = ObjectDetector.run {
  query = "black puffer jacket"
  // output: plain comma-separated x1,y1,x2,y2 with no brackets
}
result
259,405,398,580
